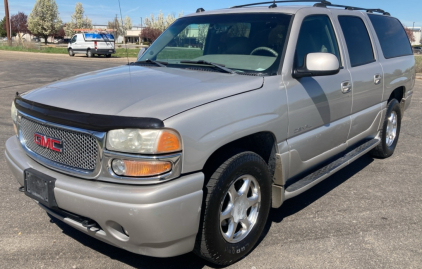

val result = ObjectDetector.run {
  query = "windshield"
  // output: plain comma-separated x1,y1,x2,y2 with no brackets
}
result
138,13,292,75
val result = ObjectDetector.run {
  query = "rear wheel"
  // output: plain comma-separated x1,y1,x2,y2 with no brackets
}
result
106,54,111,58
68,48,74,56
194,151,272,265
87,49,93,58
370,99,402,158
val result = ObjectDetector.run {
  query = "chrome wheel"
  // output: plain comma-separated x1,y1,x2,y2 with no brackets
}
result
386,111,398,147
220,175,261,243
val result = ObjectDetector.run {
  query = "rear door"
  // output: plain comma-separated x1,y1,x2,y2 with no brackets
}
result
282,9,352,179
333,12,384,140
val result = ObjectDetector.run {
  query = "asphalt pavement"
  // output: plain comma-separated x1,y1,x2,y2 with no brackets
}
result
0,50,421,269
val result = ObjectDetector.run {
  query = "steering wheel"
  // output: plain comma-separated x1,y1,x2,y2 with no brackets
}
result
250,47,278,57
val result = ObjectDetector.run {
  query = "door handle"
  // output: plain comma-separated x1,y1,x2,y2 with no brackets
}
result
341,81,352,94
374,74,382,85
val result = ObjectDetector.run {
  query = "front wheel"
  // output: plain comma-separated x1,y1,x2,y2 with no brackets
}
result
68,49,74,56
194,151,272,265
370,99,402,158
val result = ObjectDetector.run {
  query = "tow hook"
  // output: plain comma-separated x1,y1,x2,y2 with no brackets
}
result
82,219,99,229
18,186,25,192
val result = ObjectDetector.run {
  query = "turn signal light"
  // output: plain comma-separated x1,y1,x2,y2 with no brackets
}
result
112,159,171,177
156,130,181,153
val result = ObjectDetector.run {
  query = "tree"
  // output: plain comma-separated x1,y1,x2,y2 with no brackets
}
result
124,16,132,31
10,12,30,45
28,0,62,44
140,27,162,43
143,11,181,32
108,15,124,39
404,27,415,43
0,17,7,37
65,3,92,37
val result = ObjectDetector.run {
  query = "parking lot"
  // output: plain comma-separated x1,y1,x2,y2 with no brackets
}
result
0,50,421,269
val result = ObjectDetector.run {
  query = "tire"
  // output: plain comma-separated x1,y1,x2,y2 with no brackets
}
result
68,49,74,56
370,99,402,158
194,151,272,265
106,54,111,58
87,49,92,58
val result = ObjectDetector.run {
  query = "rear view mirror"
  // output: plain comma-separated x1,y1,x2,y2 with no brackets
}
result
137,48,147,60
293,53,340,78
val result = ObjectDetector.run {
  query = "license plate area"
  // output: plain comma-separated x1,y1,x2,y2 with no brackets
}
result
24,168,58,209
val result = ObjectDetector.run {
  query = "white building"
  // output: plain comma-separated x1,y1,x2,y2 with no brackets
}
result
406,27,421,45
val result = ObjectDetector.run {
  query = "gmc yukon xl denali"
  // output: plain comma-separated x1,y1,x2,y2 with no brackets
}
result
5,1,415,265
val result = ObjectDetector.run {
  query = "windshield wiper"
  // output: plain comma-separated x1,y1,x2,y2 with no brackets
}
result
134,59,168,67
180,60,235,74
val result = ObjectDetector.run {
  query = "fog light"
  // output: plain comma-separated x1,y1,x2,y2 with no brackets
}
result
111,159,171,177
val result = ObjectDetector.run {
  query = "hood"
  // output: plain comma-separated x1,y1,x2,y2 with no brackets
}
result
21,65,264,120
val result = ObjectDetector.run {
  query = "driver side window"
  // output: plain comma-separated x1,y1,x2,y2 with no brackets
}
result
71,35,77,43
294,15,340,68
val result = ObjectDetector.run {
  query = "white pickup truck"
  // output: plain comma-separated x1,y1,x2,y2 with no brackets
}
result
68,33,115,58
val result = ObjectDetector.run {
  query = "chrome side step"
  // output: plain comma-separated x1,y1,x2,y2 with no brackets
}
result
284,138,380,200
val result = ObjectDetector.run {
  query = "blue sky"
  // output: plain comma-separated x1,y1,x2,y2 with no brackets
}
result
0,0,421,27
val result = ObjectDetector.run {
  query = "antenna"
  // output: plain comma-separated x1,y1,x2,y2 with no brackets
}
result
118,0,130,65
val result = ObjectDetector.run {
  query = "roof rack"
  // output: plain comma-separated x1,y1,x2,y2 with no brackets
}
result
230,0,390,15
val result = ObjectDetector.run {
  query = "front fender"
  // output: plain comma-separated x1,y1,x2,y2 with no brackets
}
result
164,76,288,174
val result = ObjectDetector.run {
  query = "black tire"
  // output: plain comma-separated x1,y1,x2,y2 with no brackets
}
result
370,99,402,158
194,151,272,265
87,49,92,58
68,48,74,56
106,54,111,58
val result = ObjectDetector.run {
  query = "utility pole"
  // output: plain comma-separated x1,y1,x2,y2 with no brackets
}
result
4,0,11,45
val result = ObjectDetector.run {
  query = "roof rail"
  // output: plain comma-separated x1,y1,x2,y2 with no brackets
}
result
230,0,390,15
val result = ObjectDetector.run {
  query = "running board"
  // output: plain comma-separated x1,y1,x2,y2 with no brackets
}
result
284,138,380,200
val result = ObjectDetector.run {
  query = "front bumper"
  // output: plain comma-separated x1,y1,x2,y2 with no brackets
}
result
5,136,204,257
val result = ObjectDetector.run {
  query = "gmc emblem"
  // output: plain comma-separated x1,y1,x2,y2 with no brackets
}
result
34,133,63,153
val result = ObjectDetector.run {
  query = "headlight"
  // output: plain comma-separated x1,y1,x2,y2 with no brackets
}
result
106,129,182,154
11,101,17,123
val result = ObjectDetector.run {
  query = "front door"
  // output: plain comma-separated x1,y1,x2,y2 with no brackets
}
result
282,12,352,179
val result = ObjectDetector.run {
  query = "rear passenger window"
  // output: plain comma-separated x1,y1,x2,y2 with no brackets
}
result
294,15,340,68
368,14,412,58
338,16,375,67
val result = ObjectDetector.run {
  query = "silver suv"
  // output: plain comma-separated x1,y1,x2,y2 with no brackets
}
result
6,1,415,266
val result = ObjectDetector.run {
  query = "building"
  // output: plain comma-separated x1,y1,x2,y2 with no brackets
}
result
406,27,421,45
92,24,144,44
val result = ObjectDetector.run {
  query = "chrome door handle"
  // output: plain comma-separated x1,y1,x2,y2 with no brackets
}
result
341,81,352,94
374,74,382,85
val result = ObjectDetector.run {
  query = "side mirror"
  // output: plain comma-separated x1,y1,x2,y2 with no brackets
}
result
293,53,340,79
137,48,147,60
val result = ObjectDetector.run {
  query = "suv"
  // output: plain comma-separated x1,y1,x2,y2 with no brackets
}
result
6,1,415,266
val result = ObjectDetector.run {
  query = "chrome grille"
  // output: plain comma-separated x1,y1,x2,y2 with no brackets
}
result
20,117,98,171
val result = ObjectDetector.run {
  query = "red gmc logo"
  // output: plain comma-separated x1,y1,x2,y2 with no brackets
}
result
34,133,63,153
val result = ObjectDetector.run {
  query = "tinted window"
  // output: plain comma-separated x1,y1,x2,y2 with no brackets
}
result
338,16,375,67
71,36,77,43
294,15,340,68
368,14,412,58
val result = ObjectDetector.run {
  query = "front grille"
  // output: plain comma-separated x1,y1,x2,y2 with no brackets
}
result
20,117,98,171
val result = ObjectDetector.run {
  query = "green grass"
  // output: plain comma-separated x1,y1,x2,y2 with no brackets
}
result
0,44,140,58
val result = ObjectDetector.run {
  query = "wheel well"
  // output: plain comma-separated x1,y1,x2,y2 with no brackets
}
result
388,87,404,103
202,132,277,181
